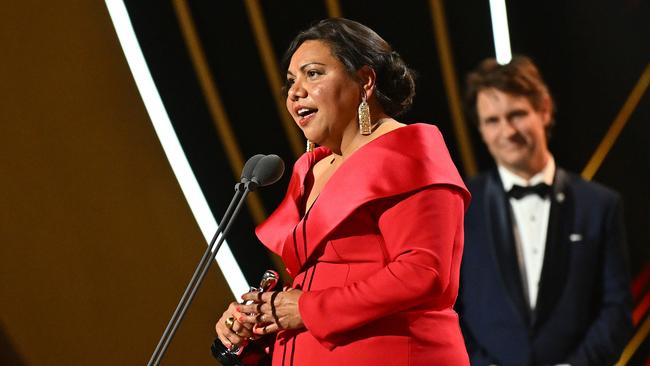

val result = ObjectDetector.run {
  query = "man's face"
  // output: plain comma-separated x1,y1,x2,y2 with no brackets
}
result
476,88,551,177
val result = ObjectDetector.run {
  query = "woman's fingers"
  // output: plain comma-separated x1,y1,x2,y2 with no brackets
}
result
241,290,273,303
216,317,235,348
232,319,253,339
215,303,235,338
236,311,265,324
216,288,302,345
237,290,304,332
217,318,252,348
223,325,245,346
238,298,272,315
215,301,254,348
253,322,280,335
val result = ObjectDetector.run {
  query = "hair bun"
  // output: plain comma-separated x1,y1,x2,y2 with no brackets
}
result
375,52,416,116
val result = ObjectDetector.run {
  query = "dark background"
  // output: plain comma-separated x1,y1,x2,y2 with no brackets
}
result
0,0,647,365
125,0,649,284
124,0,649,364
124,1,649,364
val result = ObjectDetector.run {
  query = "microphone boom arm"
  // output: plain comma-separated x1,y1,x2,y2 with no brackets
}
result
147,185,252,366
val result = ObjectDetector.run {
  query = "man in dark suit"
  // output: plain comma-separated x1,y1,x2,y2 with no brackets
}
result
457,56,633,366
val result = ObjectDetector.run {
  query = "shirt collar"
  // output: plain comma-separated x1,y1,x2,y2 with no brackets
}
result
498,156,555,192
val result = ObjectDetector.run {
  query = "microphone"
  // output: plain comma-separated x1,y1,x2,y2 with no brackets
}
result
247,154,285,191
237,154,265,192
147,154,284,366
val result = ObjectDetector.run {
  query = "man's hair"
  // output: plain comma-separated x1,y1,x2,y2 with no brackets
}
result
465,56,555,129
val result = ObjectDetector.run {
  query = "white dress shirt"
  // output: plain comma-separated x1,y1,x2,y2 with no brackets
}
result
498,157,555,310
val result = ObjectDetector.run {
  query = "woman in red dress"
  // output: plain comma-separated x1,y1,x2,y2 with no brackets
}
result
216,18,470,365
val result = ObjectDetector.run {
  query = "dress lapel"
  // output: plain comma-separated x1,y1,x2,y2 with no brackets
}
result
257,124,470,276
533,168,572,329
254,148,328,276
485,170,532,325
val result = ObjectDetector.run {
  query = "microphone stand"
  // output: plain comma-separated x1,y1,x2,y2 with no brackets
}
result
147,181,256,366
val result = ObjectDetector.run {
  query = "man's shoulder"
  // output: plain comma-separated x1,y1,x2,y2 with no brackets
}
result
466,170,494,191
558,167,621,203
463,171,497,217
465,167,622,203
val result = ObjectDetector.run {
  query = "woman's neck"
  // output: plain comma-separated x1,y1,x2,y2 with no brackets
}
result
334,115,402,160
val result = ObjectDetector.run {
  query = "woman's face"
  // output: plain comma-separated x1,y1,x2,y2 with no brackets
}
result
285,40,361,149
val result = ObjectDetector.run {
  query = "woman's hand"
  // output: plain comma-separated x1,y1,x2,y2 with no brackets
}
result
215,301,254,349
239,288,304,335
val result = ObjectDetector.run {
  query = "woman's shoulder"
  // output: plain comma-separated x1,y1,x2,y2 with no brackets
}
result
368,122,444,146
337,122,469,206
364,122,449,162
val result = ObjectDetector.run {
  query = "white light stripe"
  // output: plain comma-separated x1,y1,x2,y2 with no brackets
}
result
105,0,248,297
489,0,513,65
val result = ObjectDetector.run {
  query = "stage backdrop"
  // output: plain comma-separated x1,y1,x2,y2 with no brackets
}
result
1,0,648,365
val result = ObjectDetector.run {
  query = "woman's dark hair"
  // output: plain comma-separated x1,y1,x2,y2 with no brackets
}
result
282,18,416,117
465,55,555,130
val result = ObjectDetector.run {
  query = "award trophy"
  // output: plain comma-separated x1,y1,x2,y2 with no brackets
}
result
211,270,279,365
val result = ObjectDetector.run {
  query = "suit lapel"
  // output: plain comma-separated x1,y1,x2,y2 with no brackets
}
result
533,168,572,328
485,170,532,325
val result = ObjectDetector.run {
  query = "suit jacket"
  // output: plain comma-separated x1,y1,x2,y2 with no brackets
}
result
256,124,471,365
457,168,633,366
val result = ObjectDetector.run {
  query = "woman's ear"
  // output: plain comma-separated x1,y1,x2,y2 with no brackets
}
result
357,66,377,99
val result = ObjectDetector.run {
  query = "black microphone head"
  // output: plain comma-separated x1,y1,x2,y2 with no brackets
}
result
250,154,284,188
240,154,265,182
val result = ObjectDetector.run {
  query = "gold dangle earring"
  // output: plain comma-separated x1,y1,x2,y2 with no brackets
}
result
358,92,372,135
306,140,315,152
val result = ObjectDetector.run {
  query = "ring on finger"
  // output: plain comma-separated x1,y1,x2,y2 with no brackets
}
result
224,316,235,329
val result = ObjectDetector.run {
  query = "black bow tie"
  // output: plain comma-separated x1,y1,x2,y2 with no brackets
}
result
507,183,552,200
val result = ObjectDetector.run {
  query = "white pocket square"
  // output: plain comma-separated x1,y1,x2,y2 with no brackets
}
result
569,233,583,242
